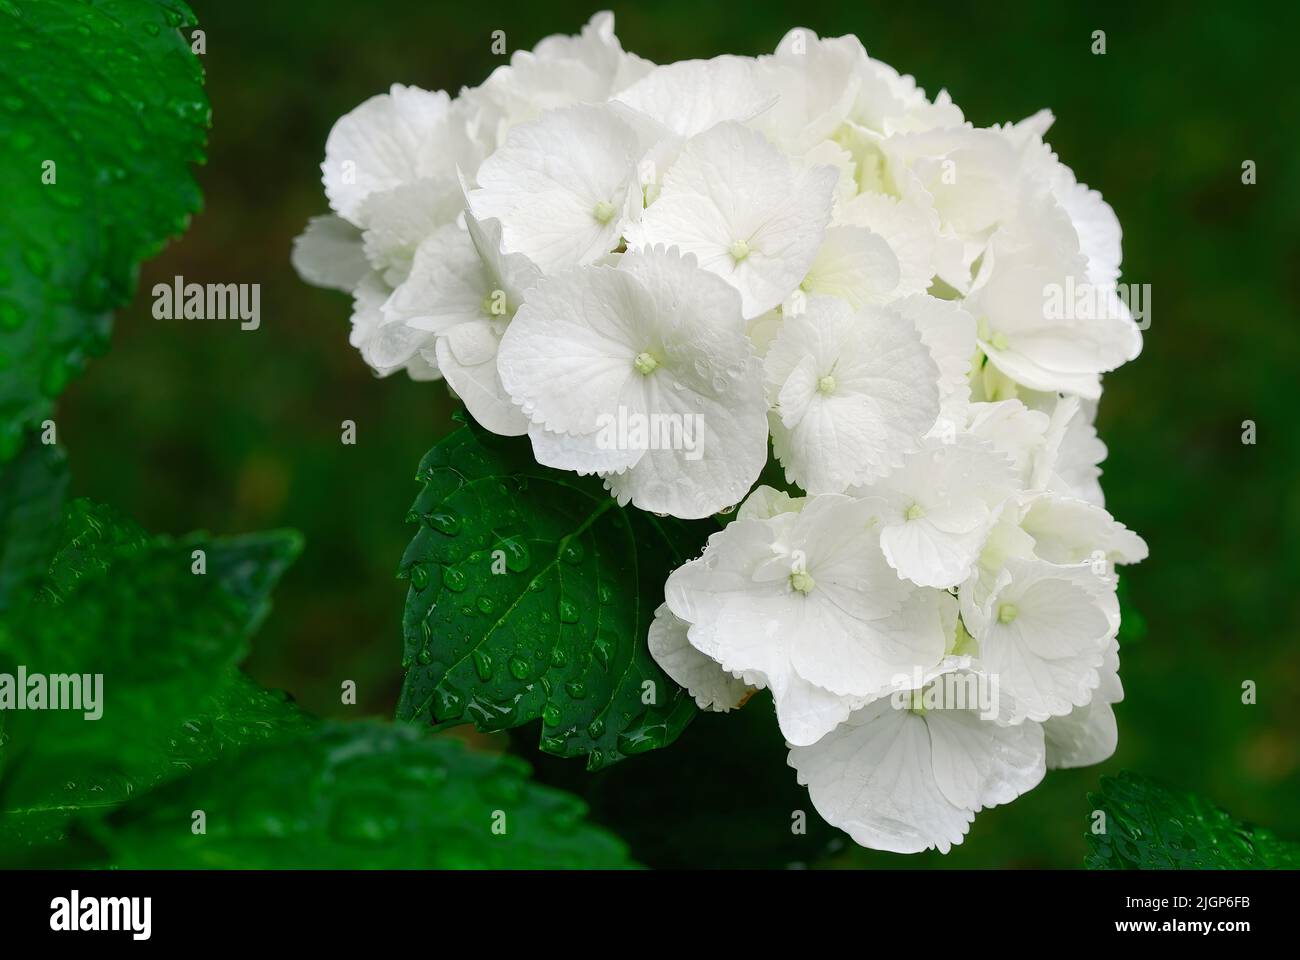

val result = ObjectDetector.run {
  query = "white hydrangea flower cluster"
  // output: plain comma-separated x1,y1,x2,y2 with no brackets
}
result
294,13,1147,854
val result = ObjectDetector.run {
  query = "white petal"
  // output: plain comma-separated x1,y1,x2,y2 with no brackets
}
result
736,485,807,521
966,399,1051,486
498,264,659,436
383,223,491,334
800,225,901,308
359,177,465,284
323,85,457,223
926,706,1047,809
467,104,643,272
1043,700,1117,769
528,424,642,475
1020,494,1148,566
1043,640,1123,768
879,516,990,590
291,215,368,292
766,297,941,493
435,321,528,437
789,589,950,699
894,294,977,428
789,699,974,854
859,435,1018,588
629,121,837,318
840,191,940,297
647,603,751,711
614,56,776,137
974,558,1111,722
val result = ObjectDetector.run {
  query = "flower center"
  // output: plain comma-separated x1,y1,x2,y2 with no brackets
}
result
789,570,816,594
633,351,659,375
593,200,617,225
997,602,1019,624
481,289,508,318
729,240,751,262
817,374,837,395
904,503,925,521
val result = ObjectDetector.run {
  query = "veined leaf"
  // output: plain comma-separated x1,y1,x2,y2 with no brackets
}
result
0,0,208,458
66,722,636,869
0,499,302,846
397,423,712,770
1086,771,1300,869
0,433,67,610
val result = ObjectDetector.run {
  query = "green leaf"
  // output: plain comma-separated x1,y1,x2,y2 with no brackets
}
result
0,499,302,845
1086,771,1300,869
0,0,208,459
0,433,67,610
0,670,311,854
64,722,635,868
397,423,712,770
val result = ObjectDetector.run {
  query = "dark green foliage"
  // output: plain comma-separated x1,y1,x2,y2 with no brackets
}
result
65,722,636,868
398,423,712,769
1086,772,1300,869
0,0,208,457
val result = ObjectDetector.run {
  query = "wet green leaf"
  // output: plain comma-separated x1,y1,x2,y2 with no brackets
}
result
67,722,635,868
0,0,208,457
0,433,66,610
0,499,302,847
397,423,712,770
1086,771,1300,869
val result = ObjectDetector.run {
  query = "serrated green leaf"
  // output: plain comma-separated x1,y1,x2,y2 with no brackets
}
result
0,500,302,845
38,498,151,603
0,433,67,610
0,670,311,854
0,0,208,458
64,722,635,868
1086,771,1300,869
397,424,711,770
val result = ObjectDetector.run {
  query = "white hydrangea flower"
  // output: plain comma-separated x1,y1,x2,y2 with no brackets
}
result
1043,639,1123,768
961,557,1117,723
466,103,646,273
789,676,1046,854
347,272,438,380
664,493,954,745
798,225,902,308
291,215,369,293
296,14,1150,856
462,12,652,146
359,178,465,285
378,209,542,436
764,295,941,494
965,187,1142,399
647,603,752,711
321,84,478,226
852,435,1018,588
882,126,1022,287
626,121,838,318
1032,394,1110,505
749,30,866,154
1018,492,1148,568
614,56,776,138
497,246,768,519
838,191,951,299
895,293,978,431
967,398,1051,486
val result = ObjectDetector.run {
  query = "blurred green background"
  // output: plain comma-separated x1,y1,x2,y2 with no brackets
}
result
56,0,1300,867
